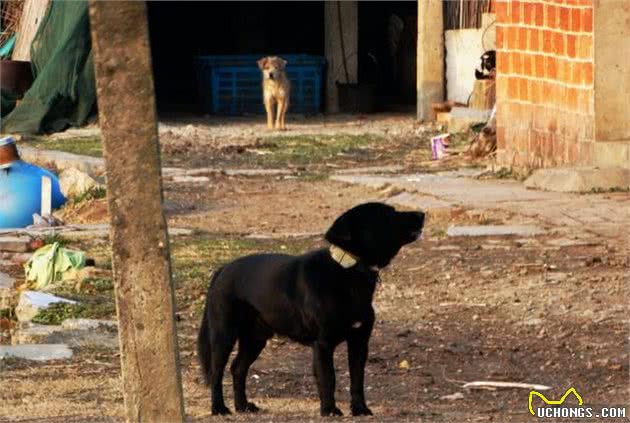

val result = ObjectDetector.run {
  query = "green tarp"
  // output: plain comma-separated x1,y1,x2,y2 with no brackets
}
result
1,1,96,134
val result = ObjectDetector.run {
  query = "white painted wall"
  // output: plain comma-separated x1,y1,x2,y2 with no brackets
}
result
445,13,496,104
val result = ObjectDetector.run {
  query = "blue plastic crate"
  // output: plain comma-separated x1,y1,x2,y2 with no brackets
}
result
195,54,326,115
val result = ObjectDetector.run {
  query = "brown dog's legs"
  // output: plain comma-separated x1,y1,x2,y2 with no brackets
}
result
264,97,274,130
275,99,285,130
278,97,289,130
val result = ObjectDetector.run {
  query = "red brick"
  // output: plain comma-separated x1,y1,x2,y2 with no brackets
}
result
507,27,518,49
546,56,558,79
508,77,519,98
512,1,522,24
497,76,508,98
546,5,557,27
579,0,593,6
571,8,581,32
583,62,593,84
530,79,541,103
523,2,534,24
534,3,544,26
566,34,577,58
577,89,590,114
518,28,528,50
512,52,523,74
582,8,593,32
572,62,582,84
559,7,570,31
529,29,540,51
556,59,571,82
567,88,578,110
535,55,545,78
497,50,509,73
496,26,505,49
578,35,593,59
496,1,509,22
523,54,533,76
553,32,565,56
543,30,553,53
562,60,572,83
519,78,529,101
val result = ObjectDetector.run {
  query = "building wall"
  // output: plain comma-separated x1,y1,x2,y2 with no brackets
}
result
495,0,595,168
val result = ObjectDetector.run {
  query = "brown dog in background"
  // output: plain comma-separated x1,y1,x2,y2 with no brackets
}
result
257,56,290,130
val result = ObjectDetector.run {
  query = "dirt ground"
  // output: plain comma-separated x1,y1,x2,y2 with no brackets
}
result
1,115,628,422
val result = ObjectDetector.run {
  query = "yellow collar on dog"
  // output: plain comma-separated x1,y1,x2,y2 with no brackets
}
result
329,245,358,268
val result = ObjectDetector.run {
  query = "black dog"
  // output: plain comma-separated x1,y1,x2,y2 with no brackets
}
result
475,50,496,80
197,202,424,416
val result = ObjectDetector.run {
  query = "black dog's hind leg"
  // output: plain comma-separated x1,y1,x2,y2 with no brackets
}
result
231,333,267,413
313,341,342,416
347,309,375,416
210,329,236,415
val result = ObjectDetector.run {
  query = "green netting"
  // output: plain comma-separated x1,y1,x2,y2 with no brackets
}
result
1,1,96,134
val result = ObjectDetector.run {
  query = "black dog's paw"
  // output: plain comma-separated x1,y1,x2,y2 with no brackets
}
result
235,402,260,413
351,404,373,416
211,404,232,415
321,406,343,417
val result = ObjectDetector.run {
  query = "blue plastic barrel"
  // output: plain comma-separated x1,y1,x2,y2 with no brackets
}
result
0,138,66,228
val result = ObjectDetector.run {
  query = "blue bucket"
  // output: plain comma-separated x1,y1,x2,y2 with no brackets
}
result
0,137,66,228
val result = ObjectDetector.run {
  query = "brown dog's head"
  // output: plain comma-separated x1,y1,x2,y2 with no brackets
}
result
257,56,287,81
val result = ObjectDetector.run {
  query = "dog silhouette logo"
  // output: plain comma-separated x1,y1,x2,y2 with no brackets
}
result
528,387,584,415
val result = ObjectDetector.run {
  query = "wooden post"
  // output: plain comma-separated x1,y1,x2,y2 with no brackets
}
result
88,2,185,422
13,0,51,61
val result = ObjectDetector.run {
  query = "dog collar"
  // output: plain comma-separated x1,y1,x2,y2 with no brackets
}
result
329,245,358,268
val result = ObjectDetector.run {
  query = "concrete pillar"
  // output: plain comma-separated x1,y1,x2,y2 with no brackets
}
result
594,0,630,143
416,0,445,121
325,1,358,113
88,2,185,422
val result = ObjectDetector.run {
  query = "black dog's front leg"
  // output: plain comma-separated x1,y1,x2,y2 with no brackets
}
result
347,309,375,416
312,341,342,416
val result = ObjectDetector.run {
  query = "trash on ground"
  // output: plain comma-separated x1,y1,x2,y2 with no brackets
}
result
24,242,86,290
431,133,451,160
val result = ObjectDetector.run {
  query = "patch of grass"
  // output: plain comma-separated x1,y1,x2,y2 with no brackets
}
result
588,186,630,194
67,186,107,205
45,282,117,322
31,302,87,325
430,228,448,239
83,277,114,292
170,236,317,315
42,233,70,248
250,134,384,166
29,136,103,158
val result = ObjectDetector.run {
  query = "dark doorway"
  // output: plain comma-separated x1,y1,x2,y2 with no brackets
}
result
358,2,417,111
147,1,325,114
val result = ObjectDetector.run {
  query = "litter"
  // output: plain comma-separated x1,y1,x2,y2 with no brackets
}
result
431,133,451,160
24,242,86,290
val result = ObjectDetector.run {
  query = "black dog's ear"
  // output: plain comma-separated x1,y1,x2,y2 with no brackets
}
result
325,215,352,245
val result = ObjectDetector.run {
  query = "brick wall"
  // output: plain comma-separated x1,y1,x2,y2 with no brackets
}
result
495,0,595,168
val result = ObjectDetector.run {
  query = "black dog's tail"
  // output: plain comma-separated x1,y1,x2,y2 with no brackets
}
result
197,267,223,386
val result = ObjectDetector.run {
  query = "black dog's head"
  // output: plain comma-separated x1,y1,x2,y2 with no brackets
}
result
325,202,425,269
